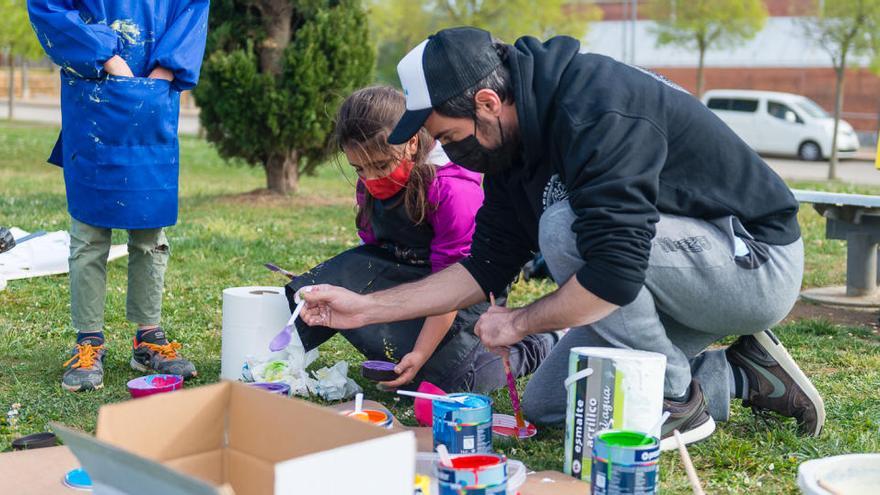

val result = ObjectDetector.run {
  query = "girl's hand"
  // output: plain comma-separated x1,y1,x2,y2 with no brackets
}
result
148,66,174,82
379,351,428,389
103,55,134,77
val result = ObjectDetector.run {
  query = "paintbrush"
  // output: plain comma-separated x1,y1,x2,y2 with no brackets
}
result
673,429,706,495
264,262,296,280
490,293,527,435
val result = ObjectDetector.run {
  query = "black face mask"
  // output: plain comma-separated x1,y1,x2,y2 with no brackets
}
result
443,116,518,175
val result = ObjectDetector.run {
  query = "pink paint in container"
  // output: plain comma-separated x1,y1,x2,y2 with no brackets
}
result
126,374,183,398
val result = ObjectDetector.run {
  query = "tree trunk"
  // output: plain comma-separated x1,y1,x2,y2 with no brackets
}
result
21,59,29,100
696,42,706,99
829,64,846,180
7,55,14,121
265,151,300,195
255,0,294,77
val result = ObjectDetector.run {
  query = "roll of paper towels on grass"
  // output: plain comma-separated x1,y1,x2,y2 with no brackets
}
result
221,287,293,381
563,347,666,480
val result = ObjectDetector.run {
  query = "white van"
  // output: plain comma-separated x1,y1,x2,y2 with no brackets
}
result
701,89,860,161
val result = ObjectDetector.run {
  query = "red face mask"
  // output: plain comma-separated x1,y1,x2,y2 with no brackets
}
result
363,158,414,200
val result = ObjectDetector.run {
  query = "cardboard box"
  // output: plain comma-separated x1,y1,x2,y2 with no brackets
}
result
53,381,415,495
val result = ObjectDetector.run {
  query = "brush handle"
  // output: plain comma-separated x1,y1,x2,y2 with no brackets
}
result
396,390,463,403
674,430,705,495
502,356,526,429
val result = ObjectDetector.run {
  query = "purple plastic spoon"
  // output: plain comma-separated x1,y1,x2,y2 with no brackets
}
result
269,299,305,351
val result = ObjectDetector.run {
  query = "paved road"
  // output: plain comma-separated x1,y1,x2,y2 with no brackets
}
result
3,98,879,185
765,157,880,186
0,99,201,136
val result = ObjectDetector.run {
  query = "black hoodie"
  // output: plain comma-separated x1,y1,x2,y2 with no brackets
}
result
460,36,800,307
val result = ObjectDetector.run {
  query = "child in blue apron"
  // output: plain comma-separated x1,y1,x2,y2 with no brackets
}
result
287,86,556,392
28,1,210,391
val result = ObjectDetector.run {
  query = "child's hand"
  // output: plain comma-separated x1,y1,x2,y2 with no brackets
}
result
103,55,134,77
379,351,428,389
148,66,174,82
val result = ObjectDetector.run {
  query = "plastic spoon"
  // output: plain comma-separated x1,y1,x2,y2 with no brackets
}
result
268,299,305,351
396,390,467,404
436,444,453,468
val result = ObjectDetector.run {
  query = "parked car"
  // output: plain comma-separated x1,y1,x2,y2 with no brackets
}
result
701,89,860,161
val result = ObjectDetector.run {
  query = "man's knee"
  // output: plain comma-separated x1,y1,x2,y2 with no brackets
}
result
522,376,567,426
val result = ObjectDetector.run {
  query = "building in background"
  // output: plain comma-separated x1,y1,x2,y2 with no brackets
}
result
580,0,879,140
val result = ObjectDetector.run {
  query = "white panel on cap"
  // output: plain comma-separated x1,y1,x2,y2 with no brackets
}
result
397,39,432,111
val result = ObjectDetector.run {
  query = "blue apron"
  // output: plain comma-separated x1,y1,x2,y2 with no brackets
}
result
28,0,209,230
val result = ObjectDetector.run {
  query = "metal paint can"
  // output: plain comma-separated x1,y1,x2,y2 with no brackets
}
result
436,454,507,495
432,394,493,454
591,430,660,495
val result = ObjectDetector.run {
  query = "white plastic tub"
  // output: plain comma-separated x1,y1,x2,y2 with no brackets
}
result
798,454,880,495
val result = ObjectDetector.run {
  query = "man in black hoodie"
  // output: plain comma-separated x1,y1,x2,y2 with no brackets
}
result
302,27,824,448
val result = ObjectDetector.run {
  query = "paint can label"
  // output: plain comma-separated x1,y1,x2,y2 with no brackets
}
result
564,354,621,480
432,394,493,454
590,431,659,495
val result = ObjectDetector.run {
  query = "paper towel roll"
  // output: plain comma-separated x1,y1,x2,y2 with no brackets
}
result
563,347,666,480
221,287,293,381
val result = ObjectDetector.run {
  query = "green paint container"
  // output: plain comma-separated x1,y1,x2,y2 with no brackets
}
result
591,430,659,495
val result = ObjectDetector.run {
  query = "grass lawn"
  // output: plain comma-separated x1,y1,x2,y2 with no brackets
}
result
1,121,878,494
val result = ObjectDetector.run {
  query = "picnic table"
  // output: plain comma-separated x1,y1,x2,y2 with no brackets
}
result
793,189,880,307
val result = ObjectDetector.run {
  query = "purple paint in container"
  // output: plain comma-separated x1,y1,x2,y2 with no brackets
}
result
361,360,399,382
247,382,291,396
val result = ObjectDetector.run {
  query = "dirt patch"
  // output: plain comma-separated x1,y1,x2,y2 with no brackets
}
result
215,188,352,208
783,300,879,329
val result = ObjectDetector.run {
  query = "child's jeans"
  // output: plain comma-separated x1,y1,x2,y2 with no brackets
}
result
69,218,169,332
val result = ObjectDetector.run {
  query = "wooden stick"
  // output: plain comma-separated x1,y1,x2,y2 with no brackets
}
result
673,430,706,495
817,478,843,495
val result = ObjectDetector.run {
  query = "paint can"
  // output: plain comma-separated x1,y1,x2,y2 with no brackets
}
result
436,454,507,495
590,430,660,495
432,394,493,454
246,382,291,396
563,347,666,481
341,409,394,429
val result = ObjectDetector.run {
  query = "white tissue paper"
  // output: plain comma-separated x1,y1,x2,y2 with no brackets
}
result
312,361,362,401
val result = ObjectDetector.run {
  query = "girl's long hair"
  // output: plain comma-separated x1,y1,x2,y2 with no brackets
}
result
334,86,435,229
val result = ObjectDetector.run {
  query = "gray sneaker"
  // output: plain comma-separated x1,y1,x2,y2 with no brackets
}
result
660,379,717,451
62,337,106,392
130,328,197,379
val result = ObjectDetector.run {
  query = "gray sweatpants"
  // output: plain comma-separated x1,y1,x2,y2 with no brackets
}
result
521,200,803,423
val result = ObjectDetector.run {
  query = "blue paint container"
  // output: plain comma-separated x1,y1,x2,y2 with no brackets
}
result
63,468,93,491
591,430,660,495
436,454,507,495
432,393,493,454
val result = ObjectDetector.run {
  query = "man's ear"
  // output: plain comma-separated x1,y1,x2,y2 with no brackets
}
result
474,88,503,117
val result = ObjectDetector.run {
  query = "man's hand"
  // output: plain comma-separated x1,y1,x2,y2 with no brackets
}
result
379,351,428,389
474,305,529,351
148,66,174,82
103,55,134,77
300,285,373,329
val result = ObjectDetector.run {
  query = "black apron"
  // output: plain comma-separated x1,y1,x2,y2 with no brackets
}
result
286,191,488,387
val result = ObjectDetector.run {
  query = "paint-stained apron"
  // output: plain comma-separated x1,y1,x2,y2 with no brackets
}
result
50,72,180,229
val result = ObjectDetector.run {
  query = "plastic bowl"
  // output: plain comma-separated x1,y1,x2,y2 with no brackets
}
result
247,382,291,396
413,381,446,427
798,454,880,495
11,432,57,450
127,374,184,398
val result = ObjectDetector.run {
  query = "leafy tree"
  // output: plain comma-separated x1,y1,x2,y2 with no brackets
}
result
0,0,43,119
194,0,374,194
369,0,602,85
800,0,880,178
648,0,767,98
